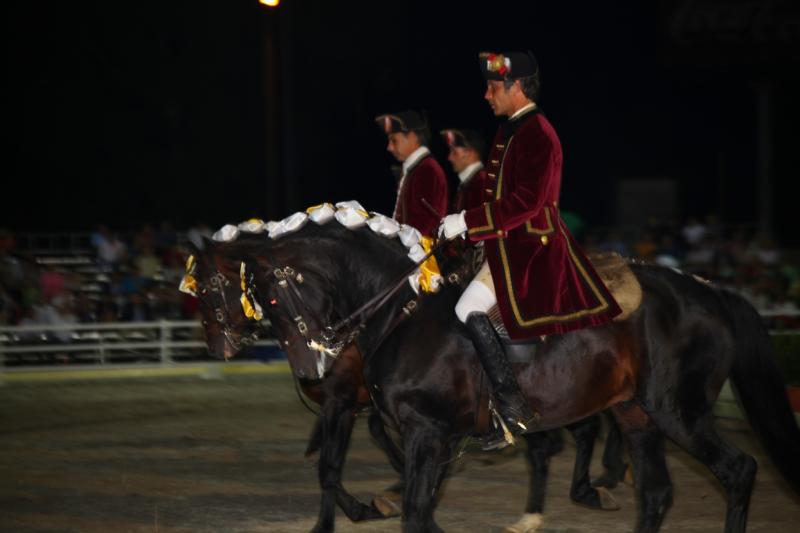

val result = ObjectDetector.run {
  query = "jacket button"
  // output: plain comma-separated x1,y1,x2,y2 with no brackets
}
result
496,230,505,237
541,235,549,245
495,144,504,149
487,173,496,179
491,159,500,165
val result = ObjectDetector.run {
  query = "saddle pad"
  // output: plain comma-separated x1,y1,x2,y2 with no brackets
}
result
487,251,642,339
586,251,642,321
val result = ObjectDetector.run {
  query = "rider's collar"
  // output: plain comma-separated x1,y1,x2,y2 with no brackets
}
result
401,146,430,176
458,161,484,184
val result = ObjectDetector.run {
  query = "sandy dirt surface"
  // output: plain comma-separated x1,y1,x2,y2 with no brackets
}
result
1,374,798,532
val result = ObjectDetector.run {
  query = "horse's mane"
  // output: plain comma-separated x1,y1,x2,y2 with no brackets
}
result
209,202,439,294
211,202,420,259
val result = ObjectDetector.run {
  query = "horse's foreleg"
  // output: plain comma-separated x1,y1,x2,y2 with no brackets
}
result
311,401,383,533
368,410,404,474
367,410,404,517
504,431,557,533
612,402,673,533
305,417,323,457
401,423,451,533
567,415,620,511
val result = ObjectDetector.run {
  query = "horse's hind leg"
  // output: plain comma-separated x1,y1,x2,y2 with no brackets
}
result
401,423,451,533
566,415,620,511
651,411,757,533
612,402,673,533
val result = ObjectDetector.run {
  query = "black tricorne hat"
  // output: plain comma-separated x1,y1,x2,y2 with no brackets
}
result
479,50,539,81
374,110,428,134
440,128,486,157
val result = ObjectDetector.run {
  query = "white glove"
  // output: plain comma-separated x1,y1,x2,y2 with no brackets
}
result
438,211,468,240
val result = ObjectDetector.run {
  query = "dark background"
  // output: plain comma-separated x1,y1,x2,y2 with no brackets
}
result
6,0,800,243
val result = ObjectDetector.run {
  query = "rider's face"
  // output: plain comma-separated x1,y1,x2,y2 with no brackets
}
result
447,146,473,174
386,131,419,162
485,80,517,117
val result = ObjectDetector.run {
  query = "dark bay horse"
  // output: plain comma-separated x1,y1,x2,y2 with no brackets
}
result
187,218,799,532
186,225,622,532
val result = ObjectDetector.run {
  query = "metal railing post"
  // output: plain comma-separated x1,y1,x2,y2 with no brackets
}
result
159,320,172,364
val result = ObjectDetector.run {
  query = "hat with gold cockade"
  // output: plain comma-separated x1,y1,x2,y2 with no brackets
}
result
479,50,539,81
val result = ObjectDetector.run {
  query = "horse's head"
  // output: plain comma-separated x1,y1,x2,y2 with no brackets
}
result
180,234,340,380
247,240,341,380
179,240,264,361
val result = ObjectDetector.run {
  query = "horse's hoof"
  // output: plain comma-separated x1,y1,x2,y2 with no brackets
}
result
596,486,621,511
372,491,402,518
504,513,543,533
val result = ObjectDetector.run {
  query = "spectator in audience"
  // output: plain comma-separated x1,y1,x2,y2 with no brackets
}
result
747,234,781,266
91,225,128,273
154,221,178,254
134,245,162,281
682,216,707,247
39,264,67,303
120,292,153,322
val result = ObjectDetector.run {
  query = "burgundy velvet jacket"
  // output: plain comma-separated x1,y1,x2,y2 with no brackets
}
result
463,108,621,339
393,154,449,237
453,165,488,213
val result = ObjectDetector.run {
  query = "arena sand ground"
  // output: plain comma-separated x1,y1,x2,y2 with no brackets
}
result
1,368,798,532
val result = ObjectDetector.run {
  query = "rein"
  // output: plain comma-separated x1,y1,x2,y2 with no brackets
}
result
321,237,451,354
254,235,450,365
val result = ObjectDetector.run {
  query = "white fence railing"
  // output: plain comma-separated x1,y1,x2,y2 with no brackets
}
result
1,309,798,373
0,320,279,369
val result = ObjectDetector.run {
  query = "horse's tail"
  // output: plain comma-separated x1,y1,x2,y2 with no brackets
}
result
721,289,800,493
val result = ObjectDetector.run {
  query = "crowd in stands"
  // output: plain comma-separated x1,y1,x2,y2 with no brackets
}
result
1,214,799,335
580,214,800,329
0,223,213,335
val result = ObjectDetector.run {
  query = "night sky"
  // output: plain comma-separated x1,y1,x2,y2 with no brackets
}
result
6,0,800,243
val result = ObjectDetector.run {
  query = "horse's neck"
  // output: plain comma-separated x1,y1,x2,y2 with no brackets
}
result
315,234,417,356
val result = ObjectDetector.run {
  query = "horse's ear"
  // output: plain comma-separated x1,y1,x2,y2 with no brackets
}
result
185,238,201,257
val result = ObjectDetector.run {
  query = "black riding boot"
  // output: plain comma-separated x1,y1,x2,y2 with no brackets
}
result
465,313,537,437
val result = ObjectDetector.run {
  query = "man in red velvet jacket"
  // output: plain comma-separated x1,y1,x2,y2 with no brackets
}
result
375,110,449,236
440,128,487,213
439,51,621,437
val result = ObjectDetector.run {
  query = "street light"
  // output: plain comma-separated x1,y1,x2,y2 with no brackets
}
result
259,0,280,7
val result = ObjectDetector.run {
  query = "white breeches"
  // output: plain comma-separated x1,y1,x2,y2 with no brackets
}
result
455,261,497,323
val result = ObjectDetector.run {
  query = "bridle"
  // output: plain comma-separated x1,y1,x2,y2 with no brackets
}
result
204,237,451,376
202,271,261,353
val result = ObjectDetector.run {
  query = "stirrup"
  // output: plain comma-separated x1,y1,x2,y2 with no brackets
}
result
489,401,517,447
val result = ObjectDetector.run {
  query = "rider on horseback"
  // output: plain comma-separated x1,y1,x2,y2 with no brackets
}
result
375,110,449,237
439,50,622,439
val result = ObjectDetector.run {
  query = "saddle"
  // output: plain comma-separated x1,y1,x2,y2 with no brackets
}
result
488,251,642,348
